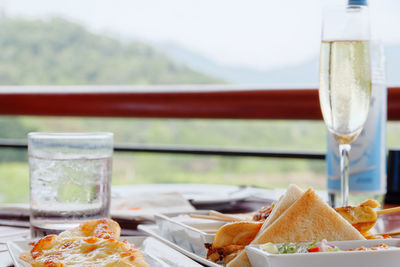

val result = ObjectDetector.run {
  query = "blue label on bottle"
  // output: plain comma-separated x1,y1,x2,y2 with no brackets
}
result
327,84,387,194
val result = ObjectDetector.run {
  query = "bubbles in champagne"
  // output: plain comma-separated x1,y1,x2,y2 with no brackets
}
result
319,40,371,144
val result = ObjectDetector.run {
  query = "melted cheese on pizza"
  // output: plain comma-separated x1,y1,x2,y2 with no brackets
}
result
19,219,148,267
20,235,148,267
59,218,121,240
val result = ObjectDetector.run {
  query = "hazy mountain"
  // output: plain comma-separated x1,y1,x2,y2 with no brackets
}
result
159,42,400,86
0,17,223,85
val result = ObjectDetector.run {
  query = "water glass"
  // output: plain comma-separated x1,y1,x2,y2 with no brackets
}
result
28,132,113,237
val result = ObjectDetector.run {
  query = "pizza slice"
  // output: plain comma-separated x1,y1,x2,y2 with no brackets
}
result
19,219,148,267
20,235,148,267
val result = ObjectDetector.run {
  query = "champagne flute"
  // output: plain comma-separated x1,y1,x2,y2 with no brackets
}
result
319,3,371,207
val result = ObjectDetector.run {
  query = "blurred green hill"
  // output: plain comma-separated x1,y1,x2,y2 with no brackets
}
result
0,17,222,85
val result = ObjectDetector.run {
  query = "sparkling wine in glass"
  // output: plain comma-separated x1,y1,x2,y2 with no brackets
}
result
319,3,371,207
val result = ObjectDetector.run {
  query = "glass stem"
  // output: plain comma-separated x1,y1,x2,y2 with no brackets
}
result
339,144,351,206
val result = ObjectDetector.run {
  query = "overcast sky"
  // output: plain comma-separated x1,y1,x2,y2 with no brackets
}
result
2,0,400,70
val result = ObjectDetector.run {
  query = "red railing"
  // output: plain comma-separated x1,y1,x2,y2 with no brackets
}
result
0,86,398,120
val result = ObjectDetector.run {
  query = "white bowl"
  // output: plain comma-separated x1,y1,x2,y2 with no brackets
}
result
246,239,400,267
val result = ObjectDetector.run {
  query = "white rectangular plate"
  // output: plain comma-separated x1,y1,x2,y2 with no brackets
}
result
7,236,203,267
139,224,221,267
246,239,400,267
154,212,223,257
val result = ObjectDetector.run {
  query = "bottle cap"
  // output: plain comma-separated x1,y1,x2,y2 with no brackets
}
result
348,0,368,6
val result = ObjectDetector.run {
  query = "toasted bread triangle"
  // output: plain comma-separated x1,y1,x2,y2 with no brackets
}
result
258,184,304,233
227,184,304,267
254,188,365,244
